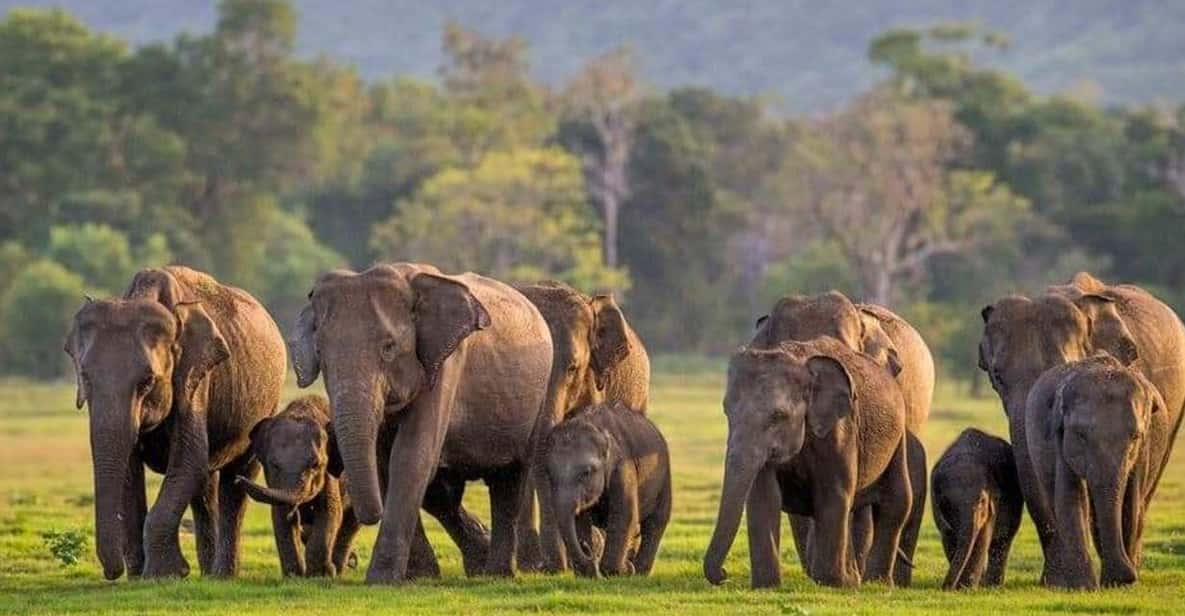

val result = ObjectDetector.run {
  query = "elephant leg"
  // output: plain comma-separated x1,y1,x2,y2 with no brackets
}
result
484,466,526,576
747,466,783,588
849,507,873,575
142,418,209,578
632,482,671,576
809,484,859,588
1051,462,1097,589
406,516,442,579
307,494,342,577
211,455,257,577
272,505,305,576
332,506,361,574
515,475,543,572
535,464,568,573
789,513,813,577
1012,419,1059,584
123,451,148,577
422,474,490,576
864,441,911,585
895,433,926,587
189,470,219,575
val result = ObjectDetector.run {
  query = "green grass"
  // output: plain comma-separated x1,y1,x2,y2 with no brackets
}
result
1,373,1183,614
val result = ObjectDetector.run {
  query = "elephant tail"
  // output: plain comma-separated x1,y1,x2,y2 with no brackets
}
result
895,546,914,569
942,491,989,590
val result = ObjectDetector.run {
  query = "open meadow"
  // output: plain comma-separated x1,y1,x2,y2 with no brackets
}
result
1,369,1183,615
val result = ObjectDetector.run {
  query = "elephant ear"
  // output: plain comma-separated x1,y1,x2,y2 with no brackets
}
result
172,302,230,405
290,302,320,388
806,355,855,438
63,305,93,410
1046,372,1077,441
325,420,344,478
590,295,631,391
248,417,274,456
411,273,491,390
1076,294,1139,366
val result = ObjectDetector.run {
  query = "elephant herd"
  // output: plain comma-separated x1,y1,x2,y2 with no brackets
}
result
64,264,1182,592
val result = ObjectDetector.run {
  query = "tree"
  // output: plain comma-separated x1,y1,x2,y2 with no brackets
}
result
561,47,645,273
0,260,89,378
370,148,626,291
783,90,1029,305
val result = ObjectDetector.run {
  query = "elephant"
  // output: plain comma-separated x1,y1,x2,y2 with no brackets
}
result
289,263,553,583
1024,355,1171,588
516,280,650,572
63,266,286,580
541,401,671,578
237,395,359,577
978,272,1185,585
703,337,912,589
931,428,1022,590
750,291,933,586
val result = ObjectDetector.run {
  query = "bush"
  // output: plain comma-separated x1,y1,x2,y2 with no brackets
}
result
47,223,135,294
0,260,90,378
41,529,87,566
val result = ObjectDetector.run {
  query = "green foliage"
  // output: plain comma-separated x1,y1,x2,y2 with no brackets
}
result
372,148,627,291
251,208,345,328
40,528,86,566
0,260,89,378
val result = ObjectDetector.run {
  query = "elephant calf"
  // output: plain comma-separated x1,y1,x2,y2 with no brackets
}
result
238,396,359,577
931,428,1022,590
542,401,672,577
1026,355,1171,589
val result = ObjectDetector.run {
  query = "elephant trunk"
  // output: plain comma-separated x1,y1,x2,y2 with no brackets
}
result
331,387,384,525
237,477,308,507
703,445,763,585
556,494,596,577
88,393,139,581
1092,476,1137,586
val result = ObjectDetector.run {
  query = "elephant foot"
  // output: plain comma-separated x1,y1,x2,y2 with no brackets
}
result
482,558,517,578
1101,566,1136,587
365,567,408,585
101,561,125,581
750,569,781,590
704,562,728,586
142,549,190,579
1044,570,1097,591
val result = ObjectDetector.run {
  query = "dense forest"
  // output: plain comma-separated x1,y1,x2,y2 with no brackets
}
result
2,0,1184,110
2,1,1185,386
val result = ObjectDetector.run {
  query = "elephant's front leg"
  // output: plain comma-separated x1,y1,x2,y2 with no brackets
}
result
601,466,641,577
306,492,343,576
808,483,859,588
789,513,813,577
848,506,873,576
142,419,209,578
1050,462,1097,589
535,466,568,573
189,470,220,575
271,505,305,576
122,451,148,577
332,505,361,574
211,455,257,576
484,466,526,576
864,441,912,584
746,466,783,588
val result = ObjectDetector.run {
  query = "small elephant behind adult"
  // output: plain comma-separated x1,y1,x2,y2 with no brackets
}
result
238,395,359,577
1025,355,1170,589
931,428,1022,590
542,401,671,578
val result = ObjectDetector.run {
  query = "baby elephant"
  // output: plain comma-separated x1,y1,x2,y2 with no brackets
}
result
931,428,1022,590
542,401,672,577
238,395,359,577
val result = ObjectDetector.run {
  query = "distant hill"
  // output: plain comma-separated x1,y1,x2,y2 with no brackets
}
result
4,0,1184,111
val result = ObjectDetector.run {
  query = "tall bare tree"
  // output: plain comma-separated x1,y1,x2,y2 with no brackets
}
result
562,47,645,273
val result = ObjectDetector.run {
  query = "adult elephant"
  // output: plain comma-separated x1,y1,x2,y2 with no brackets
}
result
750,291,933,586
289,263,553,583
64,266,286,579
977,272,1185,585
516,281,650,573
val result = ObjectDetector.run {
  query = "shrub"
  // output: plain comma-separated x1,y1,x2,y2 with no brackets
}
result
41,529,87,566
0,260,89,378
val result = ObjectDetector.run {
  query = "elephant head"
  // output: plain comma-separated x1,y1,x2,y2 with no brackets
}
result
978,291,1138,417
752,291,902,377
64,297,228,580
238,396,342,512
542,412,619,577
288,265,489,524
703,341,854,584
519,282,637,421
1046,358,1161,586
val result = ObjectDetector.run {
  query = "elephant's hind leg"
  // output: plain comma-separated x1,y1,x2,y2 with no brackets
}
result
895,433,927,587
190,470,220,575
211,456,257,577
423,474,490,576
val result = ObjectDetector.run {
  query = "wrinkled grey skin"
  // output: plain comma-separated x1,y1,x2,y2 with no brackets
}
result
64,266,286,580
290,263,552,583
542,401,671,578
750,291,933,586
932,428,1022,590
979,272,1185,586
238,395,359,577
703,338,911,589
516,281,650,573
1025,356,1170,589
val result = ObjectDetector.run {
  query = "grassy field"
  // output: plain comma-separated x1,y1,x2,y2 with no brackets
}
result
1,370,1183,614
